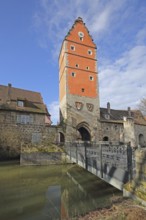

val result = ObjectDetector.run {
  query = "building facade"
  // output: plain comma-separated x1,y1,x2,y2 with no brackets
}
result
0,84,58,158
59,17,100,142
59,17,146,147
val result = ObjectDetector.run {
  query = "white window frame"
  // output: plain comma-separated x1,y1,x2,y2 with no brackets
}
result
17,100,24,107
88,49,92,55
89,76,94,81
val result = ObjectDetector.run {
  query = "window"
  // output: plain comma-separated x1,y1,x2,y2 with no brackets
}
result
70,45,75,51
71,72,76,77
17,114,33,124
81,88,85,92
86,66,89,70
88,49,92,55
89,76,94,81
32,133,41,144
80,37,83,41
75,64,79,68
103,136,109,141
17,100,24,107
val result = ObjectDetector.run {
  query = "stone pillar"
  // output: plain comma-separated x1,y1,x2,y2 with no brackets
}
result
123,117,136,147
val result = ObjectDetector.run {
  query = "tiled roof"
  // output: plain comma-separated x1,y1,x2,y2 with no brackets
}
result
0,84,49,115
100,107,146,125
100,108,131,121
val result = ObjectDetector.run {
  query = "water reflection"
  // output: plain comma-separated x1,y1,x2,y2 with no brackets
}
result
0,162,121,220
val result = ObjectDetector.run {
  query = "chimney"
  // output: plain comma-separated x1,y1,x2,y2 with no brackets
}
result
128,107,131,117
7,83,12,103
107,102,110,114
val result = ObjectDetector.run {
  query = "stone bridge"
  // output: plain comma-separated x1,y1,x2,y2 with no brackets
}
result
65,142,135,190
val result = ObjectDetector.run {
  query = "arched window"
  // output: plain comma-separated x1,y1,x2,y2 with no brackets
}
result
139,134,144,146
59,132,65,143
103,136,109,141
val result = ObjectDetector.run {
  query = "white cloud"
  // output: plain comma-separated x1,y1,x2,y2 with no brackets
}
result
48,101,59,125
99,45,146,109
33,0,127,55
136,28,146,45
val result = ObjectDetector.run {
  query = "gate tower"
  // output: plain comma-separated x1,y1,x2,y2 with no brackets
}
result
59,17,100,142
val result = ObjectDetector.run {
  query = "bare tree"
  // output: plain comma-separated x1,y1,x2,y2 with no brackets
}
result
138,98,146,116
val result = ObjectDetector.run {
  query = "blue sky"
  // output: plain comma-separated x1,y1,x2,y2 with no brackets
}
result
1,0,146,124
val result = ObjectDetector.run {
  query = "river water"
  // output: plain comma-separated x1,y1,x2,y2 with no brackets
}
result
0,161,122,220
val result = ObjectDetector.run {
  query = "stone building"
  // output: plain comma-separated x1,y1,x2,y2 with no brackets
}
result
59,17,146,147
0,84,59,158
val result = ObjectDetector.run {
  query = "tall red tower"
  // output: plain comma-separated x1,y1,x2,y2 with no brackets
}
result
59,17,100,141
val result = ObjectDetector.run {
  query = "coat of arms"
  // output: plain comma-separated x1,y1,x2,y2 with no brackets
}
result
86,103,94,112
75,102,83,110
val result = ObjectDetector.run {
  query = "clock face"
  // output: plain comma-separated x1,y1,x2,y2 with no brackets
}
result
78,32,84,37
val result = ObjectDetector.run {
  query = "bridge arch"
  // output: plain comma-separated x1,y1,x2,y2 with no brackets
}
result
76,122,91,141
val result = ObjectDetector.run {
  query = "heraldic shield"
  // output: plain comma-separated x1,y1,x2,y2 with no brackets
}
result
86,103,94,112
75,102,83,110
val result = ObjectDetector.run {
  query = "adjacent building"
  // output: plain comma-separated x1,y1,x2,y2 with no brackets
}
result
0,84,55,158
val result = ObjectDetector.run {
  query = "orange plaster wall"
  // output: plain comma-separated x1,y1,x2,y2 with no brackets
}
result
67,69,97,98
59,19,98,101
67,41,96,59
67,53,96,73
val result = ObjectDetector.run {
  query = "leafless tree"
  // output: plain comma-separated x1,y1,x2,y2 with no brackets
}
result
138,98,146,116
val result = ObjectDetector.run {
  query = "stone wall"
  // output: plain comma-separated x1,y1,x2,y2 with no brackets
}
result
64,94,100,142
100,122,124,142
135,124,146,147
0,110,61,159
135,149,146,181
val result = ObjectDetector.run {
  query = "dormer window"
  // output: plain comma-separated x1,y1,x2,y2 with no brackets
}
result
17,100,24,107
104,114,110,120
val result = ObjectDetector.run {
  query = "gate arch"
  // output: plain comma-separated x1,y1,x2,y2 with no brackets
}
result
76,122,91,141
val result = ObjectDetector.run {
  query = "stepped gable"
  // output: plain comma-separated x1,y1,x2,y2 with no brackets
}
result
65,17,96,48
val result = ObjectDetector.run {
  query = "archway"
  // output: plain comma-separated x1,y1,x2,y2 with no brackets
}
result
139,134,144,146
78,127,91,141
103,136,109,141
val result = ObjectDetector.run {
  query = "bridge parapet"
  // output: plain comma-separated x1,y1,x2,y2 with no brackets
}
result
65,142,135,190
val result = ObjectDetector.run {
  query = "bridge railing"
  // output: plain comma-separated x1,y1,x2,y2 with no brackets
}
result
64,142,135,190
